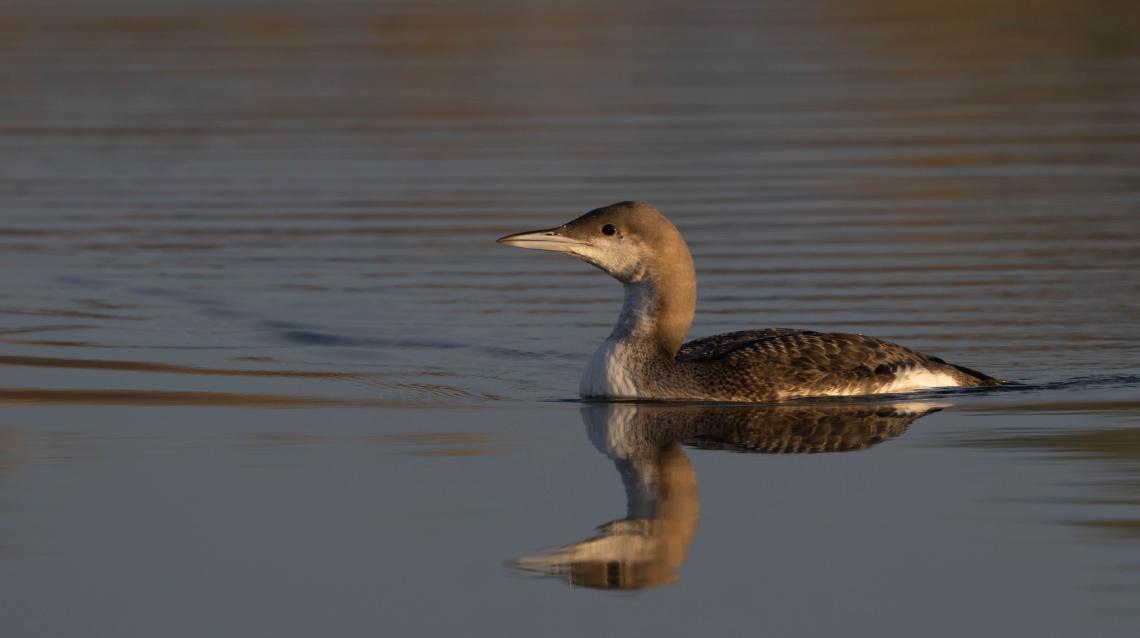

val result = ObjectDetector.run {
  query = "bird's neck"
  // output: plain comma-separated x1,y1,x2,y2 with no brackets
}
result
612,273,695,357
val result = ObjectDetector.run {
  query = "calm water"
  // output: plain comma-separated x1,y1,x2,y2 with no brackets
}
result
2,0,1139,635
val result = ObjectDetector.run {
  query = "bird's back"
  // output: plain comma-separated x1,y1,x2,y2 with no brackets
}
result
671,329,1001,401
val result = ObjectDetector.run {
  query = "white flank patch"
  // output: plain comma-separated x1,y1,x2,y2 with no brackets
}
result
580,339,641,399
872,368,962,394
811,368,962,398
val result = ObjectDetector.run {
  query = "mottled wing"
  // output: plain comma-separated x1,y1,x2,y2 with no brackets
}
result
676,328,805,362
679,330,991,399
720,331,979,396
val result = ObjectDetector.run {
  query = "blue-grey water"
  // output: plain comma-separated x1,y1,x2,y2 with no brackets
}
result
1,0,1139,635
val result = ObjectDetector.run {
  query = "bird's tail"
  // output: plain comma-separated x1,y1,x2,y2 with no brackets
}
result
950,362,1012,386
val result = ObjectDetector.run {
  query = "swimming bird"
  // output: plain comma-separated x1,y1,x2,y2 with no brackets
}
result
497,201,1003,402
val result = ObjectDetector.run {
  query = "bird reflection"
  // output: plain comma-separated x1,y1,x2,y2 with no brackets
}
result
512,401,940,590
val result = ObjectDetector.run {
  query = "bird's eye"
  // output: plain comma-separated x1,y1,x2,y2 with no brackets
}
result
601,224,618,236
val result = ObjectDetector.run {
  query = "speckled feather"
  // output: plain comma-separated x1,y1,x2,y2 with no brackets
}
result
655,329,1002,402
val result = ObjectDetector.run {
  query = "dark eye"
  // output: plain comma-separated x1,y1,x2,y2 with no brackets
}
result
601,224,618,236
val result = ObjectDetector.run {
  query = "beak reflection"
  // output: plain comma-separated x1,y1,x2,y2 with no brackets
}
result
511,401,941,591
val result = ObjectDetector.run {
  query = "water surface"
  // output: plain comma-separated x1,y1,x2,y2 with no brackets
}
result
1,0,1138,635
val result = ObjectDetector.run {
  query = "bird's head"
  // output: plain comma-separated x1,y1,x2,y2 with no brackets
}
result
497,201,692,286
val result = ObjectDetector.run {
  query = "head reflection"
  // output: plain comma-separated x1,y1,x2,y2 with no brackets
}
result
512,401,939,590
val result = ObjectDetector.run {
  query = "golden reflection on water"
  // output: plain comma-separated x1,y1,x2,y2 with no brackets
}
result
513,401,937,590
0,354,359,379
0,387,428,408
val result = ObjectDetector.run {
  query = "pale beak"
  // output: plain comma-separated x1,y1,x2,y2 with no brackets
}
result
496,227,587,254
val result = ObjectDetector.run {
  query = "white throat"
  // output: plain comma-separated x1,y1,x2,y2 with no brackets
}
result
610,282,659,340
580,283,660,399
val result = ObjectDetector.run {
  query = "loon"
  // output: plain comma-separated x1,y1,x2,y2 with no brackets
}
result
498,201,1004,402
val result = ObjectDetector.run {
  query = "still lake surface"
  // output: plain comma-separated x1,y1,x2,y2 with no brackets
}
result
1,0,1138,635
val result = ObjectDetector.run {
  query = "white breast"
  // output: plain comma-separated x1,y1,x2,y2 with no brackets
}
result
580,339,641,399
